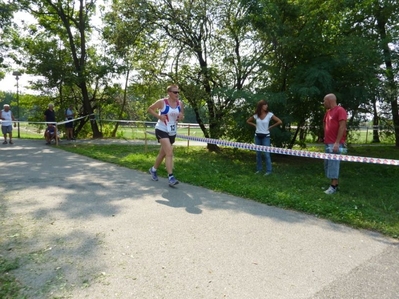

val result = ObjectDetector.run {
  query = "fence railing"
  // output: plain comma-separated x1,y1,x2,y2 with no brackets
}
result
11,120,396,145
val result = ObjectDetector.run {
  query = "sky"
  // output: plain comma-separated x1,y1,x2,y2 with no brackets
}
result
0,73,32,94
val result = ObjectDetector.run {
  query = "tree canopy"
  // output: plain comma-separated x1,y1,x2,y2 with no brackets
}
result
1,0,398,147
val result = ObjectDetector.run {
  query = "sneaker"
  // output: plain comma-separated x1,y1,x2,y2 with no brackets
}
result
149,168,158,181
9,141,13,144
2,141,7,144
324,186,337,194
255,171,261,174
264,172,271,176
168,176,179,186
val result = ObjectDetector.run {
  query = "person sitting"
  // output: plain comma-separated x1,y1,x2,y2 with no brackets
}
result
45,124,58,144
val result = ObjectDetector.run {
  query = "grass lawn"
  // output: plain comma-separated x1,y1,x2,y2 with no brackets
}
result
58,142,399,239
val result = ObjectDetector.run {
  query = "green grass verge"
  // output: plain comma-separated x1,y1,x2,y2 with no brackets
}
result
59,143,399,239
0,202,26,298
0,256,25,299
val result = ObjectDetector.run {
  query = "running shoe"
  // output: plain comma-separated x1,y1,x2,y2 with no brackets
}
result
149,168,158,181
168,176,179,186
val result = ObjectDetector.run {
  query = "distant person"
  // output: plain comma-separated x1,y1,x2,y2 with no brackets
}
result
44,103,57,145
45,124,59,144
0,104,16,144
147,84,184,186
246,100,282,175
65,104,75,140
323,93,347,194
44,103,56,123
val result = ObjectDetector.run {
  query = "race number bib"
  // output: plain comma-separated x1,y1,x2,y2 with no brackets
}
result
168,123,176,135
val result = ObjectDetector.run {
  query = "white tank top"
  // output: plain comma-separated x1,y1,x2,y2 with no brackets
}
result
1,110,13,126
155,99,181,136
254,112,274,135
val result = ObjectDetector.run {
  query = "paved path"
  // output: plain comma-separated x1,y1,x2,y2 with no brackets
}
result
1,139,398,299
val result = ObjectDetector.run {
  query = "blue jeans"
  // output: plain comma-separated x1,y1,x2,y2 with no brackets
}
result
255,135,272,173
324,144,345,179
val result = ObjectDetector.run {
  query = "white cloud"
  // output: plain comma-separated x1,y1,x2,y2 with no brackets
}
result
0,73,33,93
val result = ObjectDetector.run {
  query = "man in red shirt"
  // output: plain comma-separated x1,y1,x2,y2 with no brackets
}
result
323,93,347,194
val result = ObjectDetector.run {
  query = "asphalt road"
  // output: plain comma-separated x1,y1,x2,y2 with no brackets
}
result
1,139,398,299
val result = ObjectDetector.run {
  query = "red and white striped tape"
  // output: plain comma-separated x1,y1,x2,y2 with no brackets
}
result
146,131,399,166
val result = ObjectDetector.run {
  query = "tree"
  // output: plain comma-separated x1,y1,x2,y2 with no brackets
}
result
109,0,276,151
330,0,399,146
373,0,399,146
241,0,396,147
0,0,18,81
102,0,165,137
15,0,105,138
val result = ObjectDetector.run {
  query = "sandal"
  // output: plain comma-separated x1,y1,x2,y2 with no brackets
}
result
2,141,7,144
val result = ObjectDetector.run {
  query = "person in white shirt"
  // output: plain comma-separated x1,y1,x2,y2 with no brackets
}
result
147,84,185,186
0,104,16,144
246,100,282,175
65,104,75,140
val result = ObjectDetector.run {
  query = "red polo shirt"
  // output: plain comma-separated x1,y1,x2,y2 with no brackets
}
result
323,106,347,144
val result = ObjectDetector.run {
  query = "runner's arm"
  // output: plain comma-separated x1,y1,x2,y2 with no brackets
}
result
148,99,166,122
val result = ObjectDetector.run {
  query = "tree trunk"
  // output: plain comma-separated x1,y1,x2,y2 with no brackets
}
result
82,84,103,138
372,99,380,143
289,125,300,149
207,143,221,152
391,99,399,147
376,10,398,147
112,69,130,137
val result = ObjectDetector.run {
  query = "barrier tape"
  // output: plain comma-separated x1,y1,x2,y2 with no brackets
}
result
146,131,399,166
56,114,94,125
3,112,398,166
0,114,94,126
100,119,148,124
